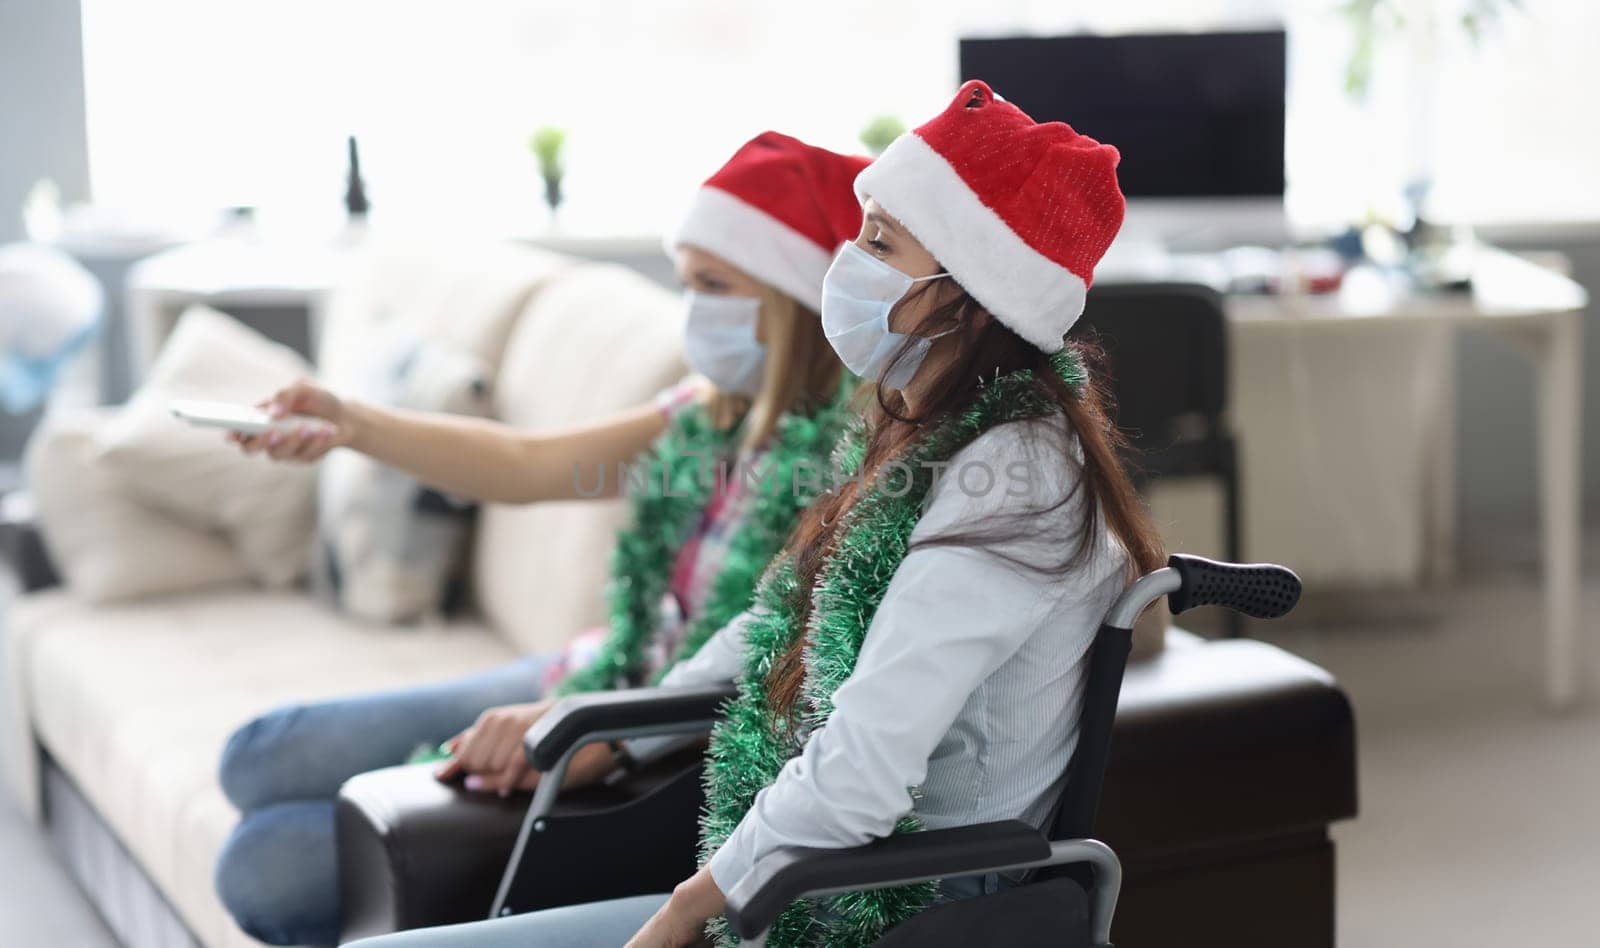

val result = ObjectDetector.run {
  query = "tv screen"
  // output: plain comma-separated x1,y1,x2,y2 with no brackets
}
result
958,30,1286,199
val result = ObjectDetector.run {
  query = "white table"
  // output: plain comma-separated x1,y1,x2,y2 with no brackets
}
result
1222,249,1587,708
124,238,355,375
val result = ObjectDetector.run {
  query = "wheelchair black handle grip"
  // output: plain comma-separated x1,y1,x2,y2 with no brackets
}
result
1166,554,1301,619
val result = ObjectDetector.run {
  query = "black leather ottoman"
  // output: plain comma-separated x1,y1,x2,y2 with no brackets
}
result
1099,633,1357,948
336,633,1356,947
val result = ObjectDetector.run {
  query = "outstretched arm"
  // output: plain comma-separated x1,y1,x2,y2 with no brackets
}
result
233,378,672,504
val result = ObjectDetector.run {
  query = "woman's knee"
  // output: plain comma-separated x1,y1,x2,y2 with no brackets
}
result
218,704,306,810
215,802,340,946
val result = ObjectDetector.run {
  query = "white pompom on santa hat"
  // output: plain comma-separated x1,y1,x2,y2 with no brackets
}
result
854,80,1126,353
670,132,870,312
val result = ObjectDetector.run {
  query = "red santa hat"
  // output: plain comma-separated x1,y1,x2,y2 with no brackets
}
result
670,132,871,312
853,80,1125,352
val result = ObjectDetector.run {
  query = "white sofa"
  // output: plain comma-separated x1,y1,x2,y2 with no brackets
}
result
2,242,689,948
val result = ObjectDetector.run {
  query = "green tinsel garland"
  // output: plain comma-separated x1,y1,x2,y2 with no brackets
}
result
556,388,854,697
701,351,1085,947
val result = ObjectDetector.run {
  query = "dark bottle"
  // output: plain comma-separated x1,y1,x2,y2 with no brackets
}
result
344,135,370,217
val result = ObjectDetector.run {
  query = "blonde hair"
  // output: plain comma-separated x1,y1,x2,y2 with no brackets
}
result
707,284,842,452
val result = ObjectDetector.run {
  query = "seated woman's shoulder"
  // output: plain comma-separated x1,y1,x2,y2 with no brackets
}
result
918,414,1081,529
943,414,1078,493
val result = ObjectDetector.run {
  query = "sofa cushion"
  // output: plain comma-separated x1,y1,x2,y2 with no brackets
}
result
4,588,520,948
26,409,252,603
472,262,689,655
94,305,318,587
316,240,573,394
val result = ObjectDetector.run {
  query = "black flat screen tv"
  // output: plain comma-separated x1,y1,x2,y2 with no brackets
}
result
958,30,1286,199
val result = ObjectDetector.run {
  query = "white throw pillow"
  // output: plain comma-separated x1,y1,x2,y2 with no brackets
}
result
27,410,251,602
94,305,317,587
316,337,493,623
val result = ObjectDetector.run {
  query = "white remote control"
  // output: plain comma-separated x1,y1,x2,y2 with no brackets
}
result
170,399,330,437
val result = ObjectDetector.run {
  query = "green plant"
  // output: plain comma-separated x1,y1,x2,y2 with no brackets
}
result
859,115,906,157
528,126,566,184
1458,0,1523,43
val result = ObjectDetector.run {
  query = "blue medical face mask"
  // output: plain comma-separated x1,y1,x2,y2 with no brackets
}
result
683,291,766,396
821,241,951,390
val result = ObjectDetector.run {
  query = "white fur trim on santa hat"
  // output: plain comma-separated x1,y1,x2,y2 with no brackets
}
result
668,186,832,312
853,134,1086,353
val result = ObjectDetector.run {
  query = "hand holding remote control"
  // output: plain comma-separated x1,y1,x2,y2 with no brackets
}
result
186,379,354,463
170,400,332,437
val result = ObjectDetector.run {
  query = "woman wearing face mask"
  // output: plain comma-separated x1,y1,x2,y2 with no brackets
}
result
347,80,1165,948
211,132,867,948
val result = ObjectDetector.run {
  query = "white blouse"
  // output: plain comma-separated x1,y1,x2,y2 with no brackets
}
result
647,415,1130,895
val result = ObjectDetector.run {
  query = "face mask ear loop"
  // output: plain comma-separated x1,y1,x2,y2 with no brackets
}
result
894,271,960,344
889,270,953,334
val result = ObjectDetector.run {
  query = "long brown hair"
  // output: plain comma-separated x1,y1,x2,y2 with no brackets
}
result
766,287,1166,720
707,285,842,452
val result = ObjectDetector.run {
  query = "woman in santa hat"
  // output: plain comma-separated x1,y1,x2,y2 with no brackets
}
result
214,132,869,947
348,79,1166,948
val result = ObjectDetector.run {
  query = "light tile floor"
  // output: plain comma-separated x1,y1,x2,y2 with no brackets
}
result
0,798,117,946
1248,568,1600,947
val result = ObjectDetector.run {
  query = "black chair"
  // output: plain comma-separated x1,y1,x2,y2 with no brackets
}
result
1074,284,1243,636
515,554,1302,947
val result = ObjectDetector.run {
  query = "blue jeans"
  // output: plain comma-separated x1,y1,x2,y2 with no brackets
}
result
342,874,1011,947
344,894,671,948
214,654,555,946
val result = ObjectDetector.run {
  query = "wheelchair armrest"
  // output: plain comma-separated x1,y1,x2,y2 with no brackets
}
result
725,822,1121,947
492,684,735,919
524,683,736,770
0,491,60,592
725,821,1046,939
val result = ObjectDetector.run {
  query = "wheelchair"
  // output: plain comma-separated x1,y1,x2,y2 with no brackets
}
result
339,554,1304,947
